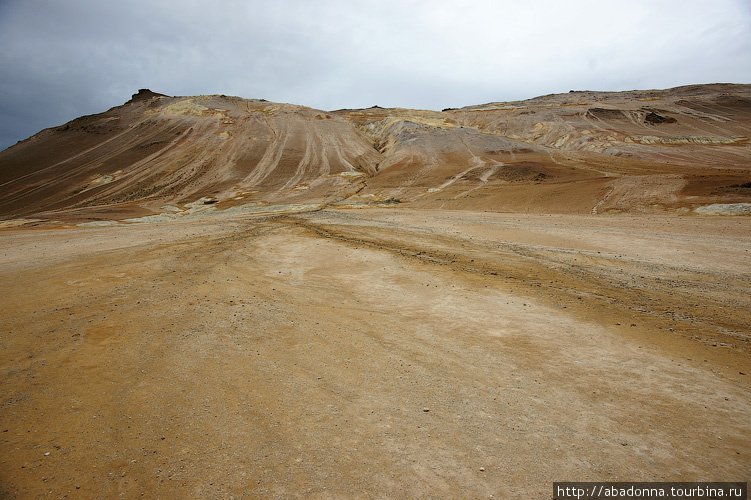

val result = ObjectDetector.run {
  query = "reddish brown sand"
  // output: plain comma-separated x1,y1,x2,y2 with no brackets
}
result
1,207,749,499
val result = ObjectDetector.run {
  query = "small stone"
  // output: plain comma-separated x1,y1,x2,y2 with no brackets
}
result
423,408,430,413
43,452,50,456
479,467,485,471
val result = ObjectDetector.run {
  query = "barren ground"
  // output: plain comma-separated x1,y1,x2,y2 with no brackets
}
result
0,208,749,499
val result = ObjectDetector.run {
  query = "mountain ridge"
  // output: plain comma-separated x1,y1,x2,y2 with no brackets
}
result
1,84,749,221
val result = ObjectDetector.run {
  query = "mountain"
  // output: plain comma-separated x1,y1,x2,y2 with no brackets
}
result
1,84,749,220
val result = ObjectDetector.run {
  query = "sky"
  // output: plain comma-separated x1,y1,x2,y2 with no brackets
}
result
0,0,749,151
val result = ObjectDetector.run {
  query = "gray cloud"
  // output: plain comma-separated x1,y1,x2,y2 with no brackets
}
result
1,0,749,151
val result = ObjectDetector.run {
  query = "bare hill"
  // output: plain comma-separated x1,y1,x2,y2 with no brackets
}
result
1,84,750,221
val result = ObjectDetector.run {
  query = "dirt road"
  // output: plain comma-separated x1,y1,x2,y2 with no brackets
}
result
1,208,749,499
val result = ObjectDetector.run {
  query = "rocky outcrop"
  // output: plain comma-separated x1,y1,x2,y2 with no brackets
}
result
644,111,677,124
128,88,169,102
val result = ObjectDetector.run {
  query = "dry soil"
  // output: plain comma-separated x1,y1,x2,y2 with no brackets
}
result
0,207,749,499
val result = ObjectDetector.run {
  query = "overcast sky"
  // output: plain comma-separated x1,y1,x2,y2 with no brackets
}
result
0,0,749,151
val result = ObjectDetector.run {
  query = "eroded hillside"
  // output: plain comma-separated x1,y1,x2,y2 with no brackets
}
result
1,84,750,222
0,90,380,219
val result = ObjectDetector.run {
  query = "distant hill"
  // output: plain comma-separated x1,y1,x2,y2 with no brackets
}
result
1,84,749,219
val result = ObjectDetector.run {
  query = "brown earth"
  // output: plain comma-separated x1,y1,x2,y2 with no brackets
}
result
0,207,749,499
0,85,750,499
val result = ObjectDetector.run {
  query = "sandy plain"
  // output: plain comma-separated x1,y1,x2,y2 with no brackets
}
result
0,207,749,499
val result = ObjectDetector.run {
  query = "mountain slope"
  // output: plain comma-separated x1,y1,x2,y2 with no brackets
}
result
1,84,750,220
333,84,751,213
0,91,380,217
